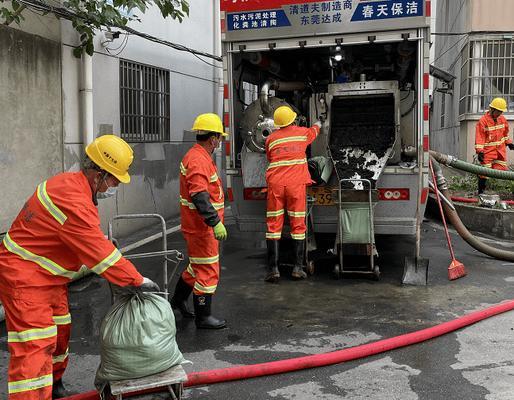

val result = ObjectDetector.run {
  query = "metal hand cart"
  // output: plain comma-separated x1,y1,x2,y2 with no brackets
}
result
107,213,184,303
332,178,380,280
104,213,187,399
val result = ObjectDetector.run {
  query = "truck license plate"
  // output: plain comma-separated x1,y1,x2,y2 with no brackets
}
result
307,186,334,206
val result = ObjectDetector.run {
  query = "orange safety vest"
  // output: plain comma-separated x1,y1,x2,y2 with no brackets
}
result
475,112,511,160
0,172,143,290
180,144,225,235
265,124,320,186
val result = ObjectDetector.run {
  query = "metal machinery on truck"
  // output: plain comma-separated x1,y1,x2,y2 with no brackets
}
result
219,0,431,278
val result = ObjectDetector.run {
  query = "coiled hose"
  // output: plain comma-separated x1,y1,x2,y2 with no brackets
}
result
430,152,514,261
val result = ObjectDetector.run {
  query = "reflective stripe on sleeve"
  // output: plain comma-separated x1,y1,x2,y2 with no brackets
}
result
210,173,219,182
484,124,505,131
180,196,224,210
53,314,71,325
37,181,67,225
8,325,57,343
180,162,187,176
91,248,122,275
267,158,307,169
186,263,196,278
8,373,53,394
52,348,69,364
3,233,76,279
189,255,219,265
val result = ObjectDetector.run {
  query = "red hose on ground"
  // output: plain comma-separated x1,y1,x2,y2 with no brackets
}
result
64,299,514,400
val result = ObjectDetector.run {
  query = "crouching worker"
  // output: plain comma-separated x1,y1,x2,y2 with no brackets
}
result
0,135,159,400
171,113,228,329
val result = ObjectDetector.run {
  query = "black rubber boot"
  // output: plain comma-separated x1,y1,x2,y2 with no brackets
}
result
264,240,280,283
52,379,75,399
478,178,487,194
193,294,226,329
291,240,307,280
170,277,195,318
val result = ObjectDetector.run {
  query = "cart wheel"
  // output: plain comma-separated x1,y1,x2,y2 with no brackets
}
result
332,264,341,280
372,265,380,281
306,260,315,276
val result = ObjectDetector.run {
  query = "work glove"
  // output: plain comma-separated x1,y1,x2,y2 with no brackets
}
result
140,277,160,292
508,143,514,150
477,152,485,163
213,221,228,241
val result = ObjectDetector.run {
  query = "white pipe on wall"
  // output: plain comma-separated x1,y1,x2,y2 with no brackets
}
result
213,0,224,173
81,53,94,149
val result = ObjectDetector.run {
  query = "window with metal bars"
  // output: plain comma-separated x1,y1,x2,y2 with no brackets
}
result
459,38,514,115
120,60,170,142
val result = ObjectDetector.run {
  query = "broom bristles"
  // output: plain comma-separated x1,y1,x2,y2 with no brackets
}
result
448,260,466,280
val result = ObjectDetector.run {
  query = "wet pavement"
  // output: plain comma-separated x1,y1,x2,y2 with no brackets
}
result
1,216,514,399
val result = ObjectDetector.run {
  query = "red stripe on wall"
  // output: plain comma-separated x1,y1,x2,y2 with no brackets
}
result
225,141,231,156
426,1,431,17
223,84,229,99
227,188,234,202
224,113,230,128
423,104,430,121
220,18,226,33
423,73,429,90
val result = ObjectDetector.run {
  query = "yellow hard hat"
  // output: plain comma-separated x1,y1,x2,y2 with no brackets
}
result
85,135,134,184
192,113,228,137
274,106,297,128
489,97,507,112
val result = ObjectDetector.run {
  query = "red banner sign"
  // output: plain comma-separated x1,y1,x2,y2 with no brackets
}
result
221,0,320,12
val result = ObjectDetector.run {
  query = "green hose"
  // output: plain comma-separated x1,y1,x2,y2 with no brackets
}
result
430,150,514,180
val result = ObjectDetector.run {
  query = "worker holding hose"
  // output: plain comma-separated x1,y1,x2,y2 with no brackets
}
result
264,106,323,283
0,135,159,400
475,97,513,194
172,113,227,329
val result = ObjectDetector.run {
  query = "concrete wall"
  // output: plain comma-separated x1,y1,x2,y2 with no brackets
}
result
0,25,63,232
430,0,471,159
431,0,514,163
471,0,514,31
60,3,221,235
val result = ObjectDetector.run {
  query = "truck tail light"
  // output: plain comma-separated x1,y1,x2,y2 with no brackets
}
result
243,188,267,200
379,188,410,201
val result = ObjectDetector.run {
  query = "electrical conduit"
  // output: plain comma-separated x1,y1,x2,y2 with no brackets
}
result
64,299,514,400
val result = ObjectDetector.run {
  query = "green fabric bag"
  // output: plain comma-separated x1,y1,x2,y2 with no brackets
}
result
337,202,375,244
95,291,185,392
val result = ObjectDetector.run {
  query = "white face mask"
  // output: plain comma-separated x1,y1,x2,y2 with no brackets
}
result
97,185,118,199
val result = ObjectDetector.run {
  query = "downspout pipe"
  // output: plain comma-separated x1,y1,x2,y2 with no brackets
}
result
80,54,94,149
431,157,514,261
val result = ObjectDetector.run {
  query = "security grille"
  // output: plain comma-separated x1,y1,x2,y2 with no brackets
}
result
120,60,170,142
460,38,514,115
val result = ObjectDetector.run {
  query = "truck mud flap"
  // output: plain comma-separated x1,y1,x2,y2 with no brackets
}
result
402,256,429,286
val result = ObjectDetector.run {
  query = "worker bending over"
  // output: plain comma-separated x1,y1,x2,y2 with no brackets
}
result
265,106,323,283
171,113,227,329
0,135,159,400
475,97,514,194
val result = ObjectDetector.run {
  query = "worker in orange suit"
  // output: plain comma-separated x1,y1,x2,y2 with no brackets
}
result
0,135,159,400
171,113,227,329
264,106,323,283
475,97,513,194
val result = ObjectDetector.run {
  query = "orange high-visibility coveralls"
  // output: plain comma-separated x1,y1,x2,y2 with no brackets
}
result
265,124,320,240
180,144,225,295
0,172,143,400
475,112,511,174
